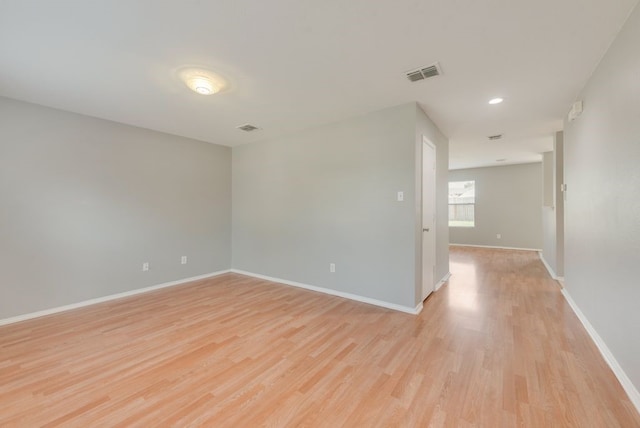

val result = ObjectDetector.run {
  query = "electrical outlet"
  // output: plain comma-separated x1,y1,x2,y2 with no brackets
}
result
496,234,501,239
330,263,336,273
181,256,187,265
142,262,149,272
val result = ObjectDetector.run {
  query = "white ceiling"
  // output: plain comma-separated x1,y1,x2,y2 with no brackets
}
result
1,0,637,170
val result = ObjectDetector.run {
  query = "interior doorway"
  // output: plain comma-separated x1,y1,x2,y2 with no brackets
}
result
422,136,437,300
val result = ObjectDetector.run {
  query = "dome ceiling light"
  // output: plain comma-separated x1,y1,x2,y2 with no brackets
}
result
178,68,227,96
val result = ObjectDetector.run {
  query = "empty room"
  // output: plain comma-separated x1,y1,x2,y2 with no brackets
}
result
1,1,639,426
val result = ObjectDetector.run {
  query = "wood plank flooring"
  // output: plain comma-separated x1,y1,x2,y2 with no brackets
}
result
1,246,639,427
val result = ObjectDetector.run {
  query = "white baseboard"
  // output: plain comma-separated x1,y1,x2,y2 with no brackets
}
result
230,269,422,315
561,289,640,413
435,272,451,291
0,270,231,327
538,252,561,280
450,244,541,252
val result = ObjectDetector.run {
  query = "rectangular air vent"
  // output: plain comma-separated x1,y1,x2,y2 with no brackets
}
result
237,124,260,132
488,134,503,140
406,62,442,82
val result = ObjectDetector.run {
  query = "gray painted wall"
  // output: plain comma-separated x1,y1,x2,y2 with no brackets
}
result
449,163,543,249
0,97,232,319
564,3,640,393
232,103,448,309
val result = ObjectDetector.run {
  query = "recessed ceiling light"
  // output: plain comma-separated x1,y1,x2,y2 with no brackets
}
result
488,98,504,105
178,67,226,96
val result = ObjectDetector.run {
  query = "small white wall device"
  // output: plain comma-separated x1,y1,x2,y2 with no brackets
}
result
568,101,583,122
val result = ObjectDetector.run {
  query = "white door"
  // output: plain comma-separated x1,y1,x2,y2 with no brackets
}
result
422,137,436,300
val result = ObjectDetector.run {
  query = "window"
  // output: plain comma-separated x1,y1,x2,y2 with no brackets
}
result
449,180,475,227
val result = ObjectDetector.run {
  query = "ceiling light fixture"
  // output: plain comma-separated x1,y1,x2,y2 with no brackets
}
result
489,97,504,105
189,76,215,95
178,67,226,96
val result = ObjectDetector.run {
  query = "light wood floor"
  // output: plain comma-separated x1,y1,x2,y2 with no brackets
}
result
1,247,639,427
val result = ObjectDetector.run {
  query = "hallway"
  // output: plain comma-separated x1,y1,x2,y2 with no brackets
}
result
442,246,638,426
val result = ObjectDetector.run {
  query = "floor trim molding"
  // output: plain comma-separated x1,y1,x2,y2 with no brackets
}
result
538,252,561,280
230,269,422,315
450,244,541,252
0,270,231,327
561,289,640,413
435,272,451,291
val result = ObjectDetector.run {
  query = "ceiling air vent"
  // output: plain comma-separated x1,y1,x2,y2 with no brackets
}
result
406,63,442,82
237,124,260,132
488,134,503,140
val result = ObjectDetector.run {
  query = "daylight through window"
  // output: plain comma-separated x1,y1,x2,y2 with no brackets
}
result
449,181,475,227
